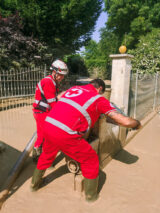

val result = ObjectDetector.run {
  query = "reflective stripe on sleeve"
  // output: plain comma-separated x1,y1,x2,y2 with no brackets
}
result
38,77,56,95
45,116,78,135
37,77,56,104
38,82,44,95
35,100,50,108
105,109,117,115
83,95,101,109
47,98,56,103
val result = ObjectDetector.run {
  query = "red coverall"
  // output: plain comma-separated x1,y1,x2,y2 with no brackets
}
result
37,84,116,179
33,75,58,148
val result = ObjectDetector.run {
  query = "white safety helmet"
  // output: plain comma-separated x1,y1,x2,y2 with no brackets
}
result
50,59,69,75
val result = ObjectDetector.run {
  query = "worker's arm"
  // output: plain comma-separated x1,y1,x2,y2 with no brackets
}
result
42,78,57,108
107,111,142,130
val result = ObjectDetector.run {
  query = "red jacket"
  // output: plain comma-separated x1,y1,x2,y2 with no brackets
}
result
33,75,58,112
45,84,116,135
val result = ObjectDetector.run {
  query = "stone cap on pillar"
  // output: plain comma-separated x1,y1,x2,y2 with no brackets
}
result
109,54,134,59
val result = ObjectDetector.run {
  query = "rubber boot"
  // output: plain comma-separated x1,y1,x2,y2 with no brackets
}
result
30,168,45,192
32,146,42,163
84,177,99,202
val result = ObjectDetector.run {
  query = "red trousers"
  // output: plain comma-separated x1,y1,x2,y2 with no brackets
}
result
33,110,48,148
37,123,99,179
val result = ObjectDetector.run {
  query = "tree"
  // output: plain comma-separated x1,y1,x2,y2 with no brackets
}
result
66,54,88,76
99,28,119,56
83,40,109,79
104,0,160,48
0,0,17,16
98,28,120,78
0,13,52,70
0,0,103,56
82,28,120,79
128,28,160,74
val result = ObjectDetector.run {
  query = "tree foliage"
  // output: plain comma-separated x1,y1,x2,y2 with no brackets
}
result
82,0,160,78
66,54,88,76
83,29,120,79
83,40,109,79
0,13,52,71
99,28,119,56
128,28,160,74
104,0,160,48
0,0,103,56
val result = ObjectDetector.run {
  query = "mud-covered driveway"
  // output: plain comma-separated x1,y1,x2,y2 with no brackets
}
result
0,107,160,213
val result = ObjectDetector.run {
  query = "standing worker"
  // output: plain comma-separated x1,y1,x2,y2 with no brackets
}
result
31,79,142,202
32,59,69,162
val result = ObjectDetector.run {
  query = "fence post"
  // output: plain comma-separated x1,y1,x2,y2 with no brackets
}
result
44,64,47,77
153,72,158,110
109,53,134,147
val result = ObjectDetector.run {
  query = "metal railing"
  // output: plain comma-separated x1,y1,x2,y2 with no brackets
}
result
0,66,46,111
1,66,159,119
0,66,78,111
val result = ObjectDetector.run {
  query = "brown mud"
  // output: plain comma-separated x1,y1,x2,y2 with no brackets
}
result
0,107,160,213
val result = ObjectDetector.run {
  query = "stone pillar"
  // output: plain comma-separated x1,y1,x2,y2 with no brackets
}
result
109,54,134,146
110,54,133,114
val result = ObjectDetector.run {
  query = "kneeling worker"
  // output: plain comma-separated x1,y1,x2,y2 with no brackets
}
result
31,79,142,202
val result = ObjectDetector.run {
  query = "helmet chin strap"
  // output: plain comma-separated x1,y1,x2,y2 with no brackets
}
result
52,70,57,81
52,71,59,99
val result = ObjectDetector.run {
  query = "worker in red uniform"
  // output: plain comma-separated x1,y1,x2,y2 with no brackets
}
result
32,59,69,162
30,79,142,202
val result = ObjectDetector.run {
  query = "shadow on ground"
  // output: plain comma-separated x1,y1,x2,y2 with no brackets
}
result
98,170,107,193
0,140,138,205
113,148,139,164
0,140,22,189
0,144,67,202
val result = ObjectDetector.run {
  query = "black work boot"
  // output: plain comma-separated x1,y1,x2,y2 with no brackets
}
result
32,146,42,163
84,177,99,202
30,168,45,192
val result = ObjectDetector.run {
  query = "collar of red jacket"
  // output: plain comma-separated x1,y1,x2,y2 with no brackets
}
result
83,84,99,94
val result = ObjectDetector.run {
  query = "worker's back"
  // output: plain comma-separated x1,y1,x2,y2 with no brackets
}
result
45,84,115,134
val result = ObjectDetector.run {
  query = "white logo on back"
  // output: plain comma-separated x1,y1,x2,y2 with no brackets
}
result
65,88,83,97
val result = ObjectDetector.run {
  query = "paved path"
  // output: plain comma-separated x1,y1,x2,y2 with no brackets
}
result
0,107,160,213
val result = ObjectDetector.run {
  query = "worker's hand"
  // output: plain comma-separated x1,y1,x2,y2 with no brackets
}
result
136,123,142,130
132,120,142,130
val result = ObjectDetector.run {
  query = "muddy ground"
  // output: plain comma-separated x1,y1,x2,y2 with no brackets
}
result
0,107,160,213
